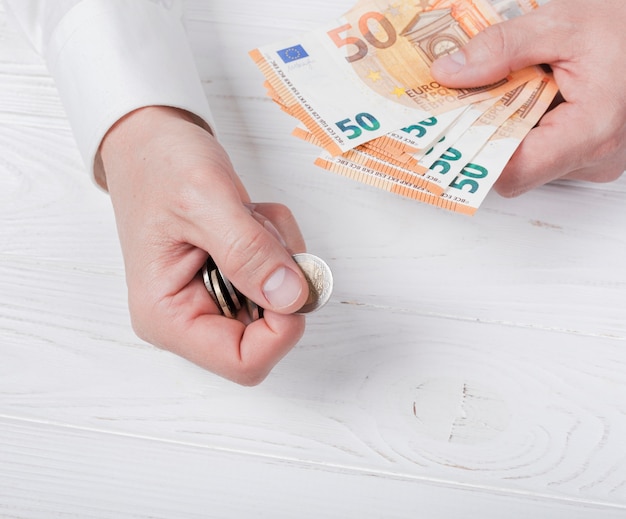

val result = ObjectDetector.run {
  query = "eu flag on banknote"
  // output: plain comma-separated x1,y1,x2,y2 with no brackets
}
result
277,45,309,63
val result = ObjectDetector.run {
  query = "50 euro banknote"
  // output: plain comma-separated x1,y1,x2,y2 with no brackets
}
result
315,75,559,215
249,0,547,156
249,0,558,214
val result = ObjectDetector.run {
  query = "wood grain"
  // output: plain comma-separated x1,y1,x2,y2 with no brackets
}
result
1,1,625,516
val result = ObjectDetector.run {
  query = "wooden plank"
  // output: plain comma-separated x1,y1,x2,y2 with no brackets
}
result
1,417,625,519
1,264,626,507
1,0,626,516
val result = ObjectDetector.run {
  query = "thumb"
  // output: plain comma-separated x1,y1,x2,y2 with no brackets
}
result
201,203,310,316
430,7,562,88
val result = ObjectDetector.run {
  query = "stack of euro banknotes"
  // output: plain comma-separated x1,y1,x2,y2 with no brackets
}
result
249,0,556,215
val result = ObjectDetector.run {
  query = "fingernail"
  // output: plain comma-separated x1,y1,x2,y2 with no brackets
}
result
264,220,287,247
263,267,302,309
433,50,466,75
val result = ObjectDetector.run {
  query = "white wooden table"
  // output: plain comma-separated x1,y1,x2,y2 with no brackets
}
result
2,1,626,517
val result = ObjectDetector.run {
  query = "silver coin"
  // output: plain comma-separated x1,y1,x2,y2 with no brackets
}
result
202,262,219,308
200,253,332,318
245,297,262,322
216,267,243,312
292,253,333,314
210,269,236,318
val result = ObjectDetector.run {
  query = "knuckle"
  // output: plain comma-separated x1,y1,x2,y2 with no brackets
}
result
494,172,523,198
482,23,508,57
127,289,167,349
589,166,624,184
472,20,537,71
220,226,276,281
256,203,298,232
234,365,270,387
582,118,626,176
495,183,525,198
596,133,625,162
467,23,510,67
270,203,296,224
127,300,154,344
494,185,516,199
171,168,209,218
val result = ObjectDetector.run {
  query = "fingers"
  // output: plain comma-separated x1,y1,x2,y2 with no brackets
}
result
101,107,311,383
187,311,305,386
182,201,309,383
428,1,626,196
493,103,582,196
430,3,572,87
246,202,307,254
190,200,309,315
159,135,310,315
129,255,307,385
146,280,306,385
127,201,309,385
493,96,626,197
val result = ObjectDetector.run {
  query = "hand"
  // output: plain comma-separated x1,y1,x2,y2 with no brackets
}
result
430,0,626,197
99,106,310,385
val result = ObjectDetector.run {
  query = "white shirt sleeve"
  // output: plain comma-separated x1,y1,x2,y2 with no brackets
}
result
3,0,215,183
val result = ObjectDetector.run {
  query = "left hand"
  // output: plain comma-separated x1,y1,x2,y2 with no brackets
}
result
430,0,626,197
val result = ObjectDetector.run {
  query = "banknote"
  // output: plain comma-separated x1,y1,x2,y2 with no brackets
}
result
297,75,554,200
250,0,559,214
360,106,466,158
250,0,546,156
314,75,559,215
417,77,543,195
437,75,559,213
292,104,468,171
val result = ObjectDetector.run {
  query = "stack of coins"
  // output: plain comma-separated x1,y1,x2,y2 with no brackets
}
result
201,256,261,320
201,253,333,321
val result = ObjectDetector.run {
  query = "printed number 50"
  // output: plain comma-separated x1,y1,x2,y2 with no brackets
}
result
336,113,381,139
327,11,397,63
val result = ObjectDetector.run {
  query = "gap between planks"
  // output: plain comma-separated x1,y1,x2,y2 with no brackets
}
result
1,412,625,513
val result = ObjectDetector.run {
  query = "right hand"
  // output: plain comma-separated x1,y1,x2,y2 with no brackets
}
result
99,106,310,385
430,0,626,197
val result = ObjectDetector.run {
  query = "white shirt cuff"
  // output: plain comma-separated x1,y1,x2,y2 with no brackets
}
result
43,0,214,181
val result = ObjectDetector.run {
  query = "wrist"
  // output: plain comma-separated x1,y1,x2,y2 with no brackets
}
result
96,106,212,190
